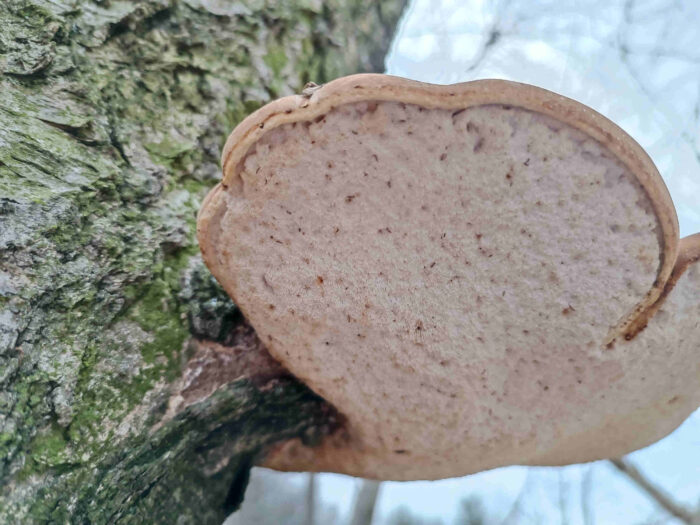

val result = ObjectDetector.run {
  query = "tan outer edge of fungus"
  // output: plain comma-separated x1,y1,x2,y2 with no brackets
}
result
210,73,681,344
624,232,700,339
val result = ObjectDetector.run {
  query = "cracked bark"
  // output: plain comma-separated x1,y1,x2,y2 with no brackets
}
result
0,0,406,522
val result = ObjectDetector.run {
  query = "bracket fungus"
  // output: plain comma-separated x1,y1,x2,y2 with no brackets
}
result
197,74,700,481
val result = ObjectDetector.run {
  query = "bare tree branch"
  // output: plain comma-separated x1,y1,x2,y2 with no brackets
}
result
580,466,594,525
350,480,382,525
306,473,316,525
610,458,700,525
499,470,532,525
559,470,570,525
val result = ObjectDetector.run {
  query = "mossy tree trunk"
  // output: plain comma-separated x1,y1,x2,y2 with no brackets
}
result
0,1,406,522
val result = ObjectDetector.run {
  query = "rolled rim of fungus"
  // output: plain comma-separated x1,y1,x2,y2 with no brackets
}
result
212,73,680,344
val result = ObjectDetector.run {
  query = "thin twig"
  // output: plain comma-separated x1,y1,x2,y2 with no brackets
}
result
349,480,381,525
559,470,569,525
306,473,316,525
499,470,532,525
610,458,699,525
580,466,594,525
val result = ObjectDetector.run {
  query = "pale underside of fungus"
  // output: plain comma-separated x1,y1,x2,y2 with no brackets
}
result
197,74,700,481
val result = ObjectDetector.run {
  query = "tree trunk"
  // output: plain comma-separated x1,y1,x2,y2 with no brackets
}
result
0,1,405,522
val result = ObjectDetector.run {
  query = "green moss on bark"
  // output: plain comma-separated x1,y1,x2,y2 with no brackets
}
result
0,0,406,522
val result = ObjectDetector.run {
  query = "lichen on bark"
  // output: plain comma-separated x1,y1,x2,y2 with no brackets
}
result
0,0,406,522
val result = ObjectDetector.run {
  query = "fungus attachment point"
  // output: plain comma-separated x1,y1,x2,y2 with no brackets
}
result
198,74,700,481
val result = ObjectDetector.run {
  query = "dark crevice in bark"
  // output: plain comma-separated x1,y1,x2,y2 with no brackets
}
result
223,453,256,514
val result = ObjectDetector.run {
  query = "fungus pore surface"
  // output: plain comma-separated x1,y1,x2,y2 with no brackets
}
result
198,76,700,480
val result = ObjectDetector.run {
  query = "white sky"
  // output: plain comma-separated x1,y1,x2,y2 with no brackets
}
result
231,1,699,523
